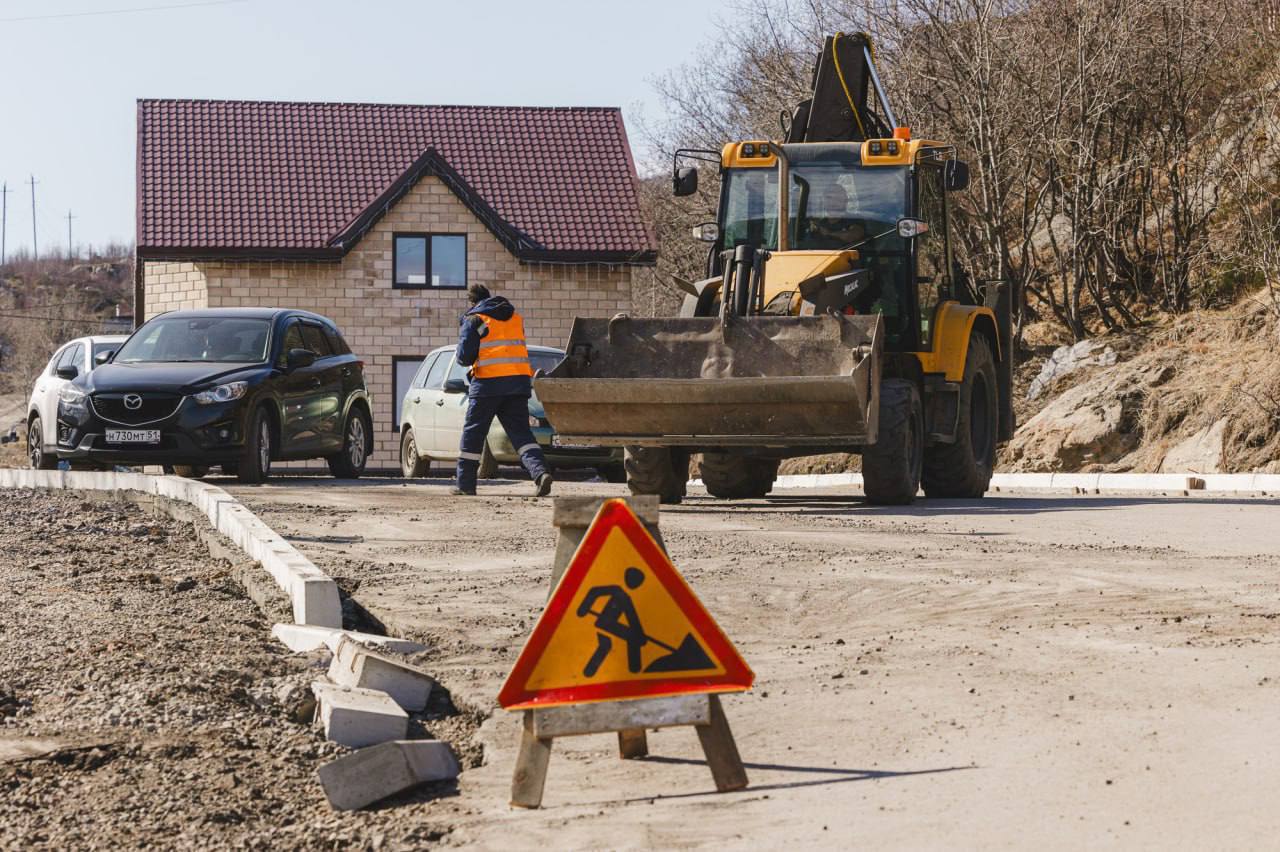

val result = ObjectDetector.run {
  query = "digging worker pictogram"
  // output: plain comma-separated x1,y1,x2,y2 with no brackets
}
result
576,566,717,678
451,284,553,497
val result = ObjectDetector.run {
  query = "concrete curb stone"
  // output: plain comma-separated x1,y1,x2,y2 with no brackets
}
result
0,468,341,627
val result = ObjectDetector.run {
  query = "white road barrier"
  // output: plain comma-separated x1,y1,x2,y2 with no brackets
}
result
0,468,342,628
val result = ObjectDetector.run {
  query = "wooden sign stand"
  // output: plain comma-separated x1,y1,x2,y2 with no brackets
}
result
509,496,748,809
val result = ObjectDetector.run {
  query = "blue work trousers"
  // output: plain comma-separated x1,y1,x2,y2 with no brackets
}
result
456,394,548,492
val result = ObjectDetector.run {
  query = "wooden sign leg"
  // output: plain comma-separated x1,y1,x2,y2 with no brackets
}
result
617,728,648,759
695,695,748,792
511,711,553,808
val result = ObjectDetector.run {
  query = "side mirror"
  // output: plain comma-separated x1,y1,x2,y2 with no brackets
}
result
443,378,468,394
691,222,720,243
94,350,115,367
897,218,931,238
944,160,970,192
286,348,316,370
55,365,79,380
673,166,699,197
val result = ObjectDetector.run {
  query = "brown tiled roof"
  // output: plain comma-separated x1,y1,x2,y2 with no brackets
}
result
136,99,656,264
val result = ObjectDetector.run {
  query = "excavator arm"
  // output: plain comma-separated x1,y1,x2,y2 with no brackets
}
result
785,32,897,144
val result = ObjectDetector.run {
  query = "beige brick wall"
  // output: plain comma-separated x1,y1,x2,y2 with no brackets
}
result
143,261,208,316
143,175,638,470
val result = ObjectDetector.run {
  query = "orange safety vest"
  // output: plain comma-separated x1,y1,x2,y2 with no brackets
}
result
473,312,534,379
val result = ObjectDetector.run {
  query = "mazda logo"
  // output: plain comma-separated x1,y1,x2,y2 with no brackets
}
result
123,394,143,411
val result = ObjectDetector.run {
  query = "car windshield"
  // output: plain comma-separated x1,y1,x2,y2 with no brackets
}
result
114,317,272,363
530,351,563,375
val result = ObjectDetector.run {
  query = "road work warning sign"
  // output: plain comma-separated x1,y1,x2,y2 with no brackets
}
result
498,499,753,709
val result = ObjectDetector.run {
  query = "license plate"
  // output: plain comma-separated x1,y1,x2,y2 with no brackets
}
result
105,429,161,444
551,435,592,450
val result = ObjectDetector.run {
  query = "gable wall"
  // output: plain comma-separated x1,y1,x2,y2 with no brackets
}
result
142,174,636,471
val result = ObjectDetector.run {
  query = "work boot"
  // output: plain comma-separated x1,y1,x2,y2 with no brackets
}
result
534,473,553,497
449,486,475,496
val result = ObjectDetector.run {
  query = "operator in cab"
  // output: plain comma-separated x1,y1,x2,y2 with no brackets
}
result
451,284,553,497
805,182,866,249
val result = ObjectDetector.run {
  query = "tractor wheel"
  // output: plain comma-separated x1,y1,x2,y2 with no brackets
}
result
922,335,998,498
861,378,923,505
699,452,779,499
624,446,689,505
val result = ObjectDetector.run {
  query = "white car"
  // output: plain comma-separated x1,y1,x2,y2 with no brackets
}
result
26,334,129,469
398,345,624,480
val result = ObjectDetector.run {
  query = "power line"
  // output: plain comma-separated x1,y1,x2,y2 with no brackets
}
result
0,0,247,24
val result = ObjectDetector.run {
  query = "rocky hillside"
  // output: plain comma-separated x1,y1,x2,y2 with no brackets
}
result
0,256,132,397
1004,296,1280,474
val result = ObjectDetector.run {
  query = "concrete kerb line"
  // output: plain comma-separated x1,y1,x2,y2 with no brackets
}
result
689,471,1278,494
0,468,342,628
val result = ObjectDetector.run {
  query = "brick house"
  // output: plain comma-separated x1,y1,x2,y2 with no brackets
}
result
134,99,656,470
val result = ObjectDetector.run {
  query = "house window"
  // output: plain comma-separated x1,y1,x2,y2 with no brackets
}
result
393,354,432,431
393,233,467,289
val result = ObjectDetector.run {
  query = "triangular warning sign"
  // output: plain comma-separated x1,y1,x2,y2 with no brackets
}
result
499,499,754,710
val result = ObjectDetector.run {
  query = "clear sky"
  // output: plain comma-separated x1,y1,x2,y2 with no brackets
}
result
0,0,728,257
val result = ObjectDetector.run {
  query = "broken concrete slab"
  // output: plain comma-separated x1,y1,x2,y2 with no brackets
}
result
328,636,435,712
271,623,427,656
317,739,459,811
311,682,407,748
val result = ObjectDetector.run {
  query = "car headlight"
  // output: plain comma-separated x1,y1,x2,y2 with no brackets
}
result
193,381,248,405
59,385,87,406
58,385,88,419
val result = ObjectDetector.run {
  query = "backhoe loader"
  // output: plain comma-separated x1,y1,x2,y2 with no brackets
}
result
536,32,1014,504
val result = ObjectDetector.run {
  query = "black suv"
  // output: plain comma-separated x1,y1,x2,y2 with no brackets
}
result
56,308,372,483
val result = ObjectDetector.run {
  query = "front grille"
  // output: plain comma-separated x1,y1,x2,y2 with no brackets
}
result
90,393,184,425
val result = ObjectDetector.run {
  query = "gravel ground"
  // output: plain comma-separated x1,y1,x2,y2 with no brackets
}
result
0,488,467,850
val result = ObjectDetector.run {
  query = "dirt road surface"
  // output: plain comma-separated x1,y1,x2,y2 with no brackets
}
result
226,476,1280,849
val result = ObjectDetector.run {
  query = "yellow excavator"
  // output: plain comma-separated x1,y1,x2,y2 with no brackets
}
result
537,33,1013,504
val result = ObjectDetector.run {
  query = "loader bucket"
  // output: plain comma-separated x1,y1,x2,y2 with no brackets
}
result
535,313,883,448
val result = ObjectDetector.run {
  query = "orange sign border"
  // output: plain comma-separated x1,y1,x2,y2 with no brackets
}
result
498,499,754,710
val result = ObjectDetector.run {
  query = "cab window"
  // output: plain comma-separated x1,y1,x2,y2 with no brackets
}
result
915,165,949,347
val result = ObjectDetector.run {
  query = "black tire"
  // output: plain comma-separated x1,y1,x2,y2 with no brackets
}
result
236,406,273,485
861,378,923,505
597,463,627,484
27,416,58,470
923,336,998,498
477,442,498,479
624,446,689,505
171,465,208,479
699,452,779,499
327,407,371,479
400,428,429,478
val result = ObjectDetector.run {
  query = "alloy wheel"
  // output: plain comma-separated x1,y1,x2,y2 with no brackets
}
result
27,421,41,469
258,419,271,476
348,416,366,469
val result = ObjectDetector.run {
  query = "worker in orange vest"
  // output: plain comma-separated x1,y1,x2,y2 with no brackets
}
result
451,284,552,496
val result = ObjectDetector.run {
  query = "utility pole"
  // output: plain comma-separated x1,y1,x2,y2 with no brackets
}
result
27,175,38,259
1,182,10,266
66,210,76,259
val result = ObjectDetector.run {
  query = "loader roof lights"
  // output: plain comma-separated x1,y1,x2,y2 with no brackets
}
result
721,141,779,168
